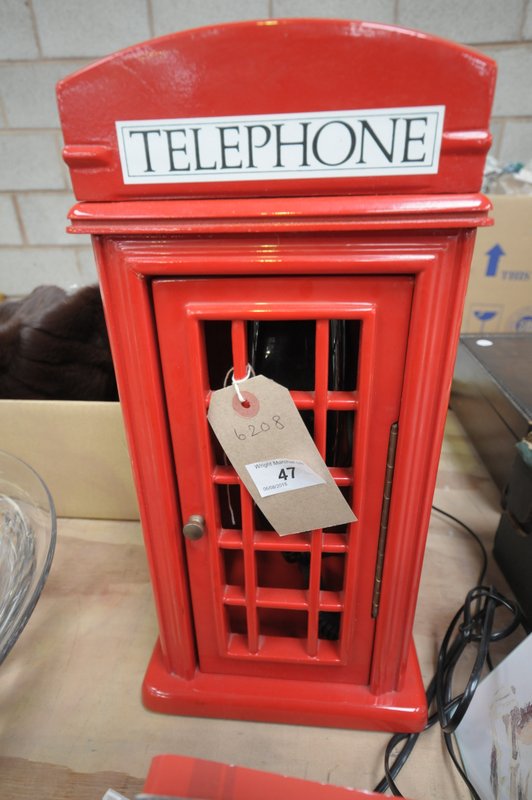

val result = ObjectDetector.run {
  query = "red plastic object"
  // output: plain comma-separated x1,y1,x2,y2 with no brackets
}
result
57,19,495,732
143,754,415,800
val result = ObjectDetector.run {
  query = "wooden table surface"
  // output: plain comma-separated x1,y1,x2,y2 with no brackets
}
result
0,413,522,800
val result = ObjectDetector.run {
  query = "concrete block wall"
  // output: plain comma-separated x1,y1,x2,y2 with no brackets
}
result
1,0,532,296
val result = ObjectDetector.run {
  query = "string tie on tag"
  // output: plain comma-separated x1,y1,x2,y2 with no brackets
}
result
224,364,255,404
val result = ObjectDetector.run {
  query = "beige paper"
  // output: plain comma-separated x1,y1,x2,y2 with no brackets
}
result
208,375,356,535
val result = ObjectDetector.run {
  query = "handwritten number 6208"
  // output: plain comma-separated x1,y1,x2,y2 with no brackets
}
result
234,414,284,441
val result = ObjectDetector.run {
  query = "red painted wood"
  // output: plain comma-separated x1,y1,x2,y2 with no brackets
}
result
153,275,411,685
142,638,426,731
58,19,494,731
143,753,416,798
66,193,492,235
57,19,495,200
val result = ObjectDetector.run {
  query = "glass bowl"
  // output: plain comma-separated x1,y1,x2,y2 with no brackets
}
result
0,450,57,665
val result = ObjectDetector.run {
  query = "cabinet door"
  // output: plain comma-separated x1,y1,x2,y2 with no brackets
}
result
153,276,413,684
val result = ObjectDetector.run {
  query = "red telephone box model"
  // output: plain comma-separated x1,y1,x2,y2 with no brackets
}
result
57,20,495,732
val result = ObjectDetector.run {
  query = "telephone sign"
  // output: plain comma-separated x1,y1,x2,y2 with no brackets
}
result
116,105,445,184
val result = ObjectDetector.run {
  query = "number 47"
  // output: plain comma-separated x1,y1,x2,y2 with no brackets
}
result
278,467,295,480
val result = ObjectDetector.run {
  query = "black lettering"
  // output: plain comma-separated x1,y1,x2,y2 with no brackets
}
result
246,124,272,168
218,125,243,170
312,121,356,166
357,118,398,164
274,122,310,168
165,129,190,172
191,127,217,170
402,117,428,163
128,129,161,173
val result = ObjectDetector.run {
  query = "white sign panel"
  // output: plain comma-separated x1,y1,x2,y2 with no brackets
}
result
116,106,445,184
245,458,326,498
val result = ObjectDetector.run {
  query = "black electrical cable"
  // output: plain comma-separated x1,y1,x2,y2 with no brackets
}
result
373,506,523,799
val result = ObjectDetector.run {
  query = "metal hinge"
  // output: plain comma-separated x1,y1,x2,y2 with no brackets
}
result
372,422,399,618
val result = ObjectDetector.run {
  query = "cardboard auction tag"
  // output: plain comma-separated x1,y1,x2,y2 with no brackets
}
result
208,375,356,536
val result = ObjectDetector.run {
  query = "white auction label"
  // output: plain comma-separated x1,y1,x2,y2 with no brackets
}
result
245,458,326,498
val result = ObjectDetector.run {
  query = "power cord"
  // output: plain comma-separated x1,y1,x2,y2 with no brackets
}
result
374,505,523,799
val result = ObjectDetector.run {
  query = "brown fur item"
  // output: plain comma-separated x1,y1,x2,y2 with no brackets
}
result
0,285,118,401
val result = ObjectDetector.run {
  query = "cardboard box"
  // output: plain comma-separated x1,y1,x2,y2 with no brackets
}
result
462,195,532,333
0,400,139,520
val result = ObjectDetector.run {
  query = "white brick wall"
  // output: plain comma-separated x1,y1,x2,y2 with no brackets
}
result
32,0,151,57
0,131,66,190
482,45,532,116
1,0,532,297
0,246,97,295
525,2,532,37
397,0,526,44
0,0,39,59
151,0,270,35
271,0,396,22
0,195,23,245
0,61,89,127
17,192,90,246
498,119,532,161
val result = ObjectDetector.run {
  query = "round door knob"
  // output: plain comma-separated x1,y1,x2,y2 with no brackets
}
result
183,514,205,541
